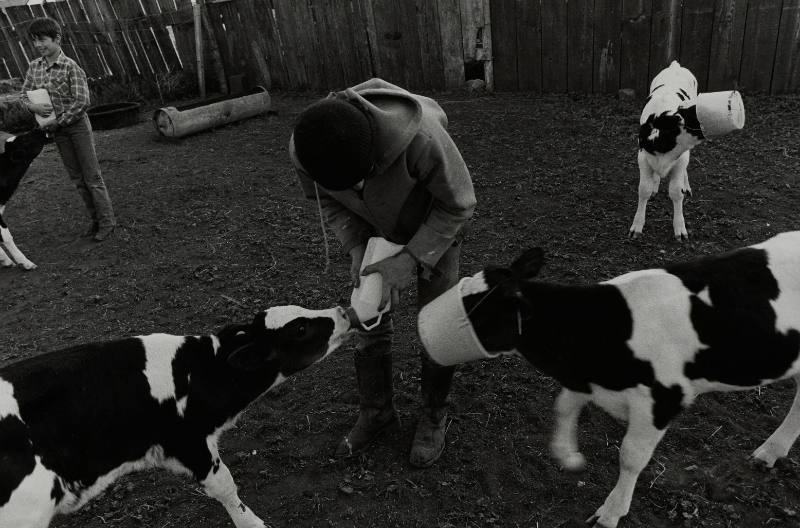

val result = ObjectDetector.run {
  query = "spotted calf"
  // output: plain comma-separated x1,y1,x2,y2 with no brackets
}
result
631,61,705,240
0,305,356,528
0,128,47,270
452,231,800,528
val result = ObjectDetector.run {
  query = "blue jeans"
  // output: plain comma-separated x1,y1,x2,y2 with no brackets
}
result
355,242,461,409
54,114,116,229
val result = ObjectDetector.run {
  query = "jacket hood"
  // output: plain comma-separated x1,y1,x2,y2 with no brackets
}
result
331,78,433,174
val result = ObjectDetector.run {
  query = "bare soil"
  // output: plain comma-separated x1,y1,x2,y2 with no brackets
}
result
2,91,799,528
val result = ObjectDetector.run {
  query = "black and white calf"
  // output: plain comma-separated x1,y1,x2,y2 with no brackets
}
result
0,305,356,528
0,128,47,270
631,61,705,240
453,231,800,528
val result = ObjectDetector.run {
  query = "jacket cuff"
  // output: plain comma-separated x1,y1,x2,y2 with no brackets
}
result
405,224,453,272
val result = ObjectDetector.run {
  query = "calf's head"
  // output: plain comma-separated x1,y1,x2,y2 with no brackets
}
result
219,305,354,386
460,248,545,354
638,105,705,157
2,129,47,165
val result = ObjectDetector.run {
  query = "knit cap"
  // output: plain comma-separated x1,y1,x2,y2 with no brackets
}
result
293,98,374,191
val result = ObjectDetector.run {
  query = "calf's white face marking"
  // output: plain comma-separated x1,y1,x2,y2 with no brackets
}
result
0,377,20,418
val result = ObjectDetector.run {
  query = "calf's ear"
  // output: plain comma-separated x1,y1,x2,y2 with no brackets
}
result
227,341,276,371
511,247,544,279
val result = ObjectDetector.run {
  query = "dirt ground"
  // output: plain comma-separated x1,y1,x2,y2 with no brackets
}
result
2,90,799,528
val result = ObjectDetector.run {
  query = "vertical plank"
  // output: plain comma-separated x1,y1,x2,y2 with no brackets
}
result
0,9,27,78
397,0,424,89
516,0,542,91
369,0,409,87
770,0,800,93
707,0,747,90
416,0,445,91
679,0,715,91
273,0,324,90
81,0,136,80
437,0,464,89
567,0,593,92
140,0,183,72
619,0,651,96
739,0,782,93
593,0,620,93
540,0,567,91
167,0,197,76
489,0,517,90
253,0,289,89
650,0,681,78
6,4,37,69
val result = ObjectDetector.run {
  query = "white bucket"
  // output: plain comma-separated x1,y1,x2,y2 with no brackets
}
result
417,277,499,366
26,89,57,128
696,90,745,137
350,237,404,330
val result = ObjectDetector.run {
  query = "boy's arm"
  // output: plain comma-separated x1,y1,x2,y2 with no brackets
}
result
57,63,90,127
20,66,36,108
404,131,476,272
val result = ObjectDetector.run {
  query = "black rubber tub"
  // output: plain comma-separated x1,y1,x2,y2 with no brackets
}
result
87,102,141,130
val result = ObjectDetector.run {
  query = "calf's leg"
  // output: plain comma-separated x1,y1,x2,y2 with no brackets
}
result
177,439,266,528
753,375,800,467
550,388,590,471
588,400,666,528
629,156,658,238
667,152,690,241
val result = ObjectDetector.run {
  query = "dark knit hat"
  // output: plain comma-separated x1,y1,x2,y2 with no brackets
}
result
293,98,374,191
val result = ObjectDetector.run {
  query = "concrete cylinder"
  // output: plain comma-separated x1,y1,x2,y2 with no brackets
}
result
152,86,271,138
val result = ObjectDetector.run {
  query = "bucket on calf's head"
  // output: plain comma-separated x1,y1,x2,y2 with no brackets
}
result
696,90,745,137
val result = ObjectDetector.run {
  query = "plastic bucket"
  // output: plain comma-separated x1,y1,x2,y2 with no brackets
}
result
696,90,745,137
417,277,499,366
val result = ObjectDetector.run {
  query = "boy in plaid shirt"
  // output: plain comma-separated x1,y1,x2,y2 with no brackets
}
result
21,17,116,242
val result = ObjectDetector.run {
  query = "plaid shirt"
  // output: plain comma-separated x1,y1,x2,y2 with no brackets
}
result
21,51,90,127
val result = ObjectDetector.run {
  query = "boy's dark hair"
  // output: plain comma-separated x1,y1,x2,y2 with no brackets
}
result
28,17,61,40
293,98,374,191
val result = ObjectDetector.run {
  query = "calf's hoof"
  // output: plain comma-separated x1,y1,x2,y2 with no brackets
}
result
20,261,37,271
560,451,587,472
628,229,642,239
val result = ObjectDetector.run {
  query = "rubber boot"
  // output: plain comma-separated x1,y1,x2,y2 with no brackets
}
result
335,346,399,457
409,356,455,468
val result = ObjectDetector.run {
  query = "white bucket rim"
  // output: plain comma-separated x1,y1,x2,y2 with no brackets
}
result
418,277,500,366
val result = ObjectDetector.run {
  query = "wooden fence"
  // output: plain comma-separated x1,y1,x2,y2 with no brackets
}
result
1,0,799,95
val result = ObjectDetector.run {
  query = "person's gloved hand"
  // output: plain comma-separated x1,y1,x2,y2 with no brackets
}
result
361,250,417,310
349,244,366,287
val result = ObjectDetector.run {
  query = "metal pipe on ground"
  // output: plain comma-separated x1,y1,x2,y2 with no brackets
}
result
152,87,271,139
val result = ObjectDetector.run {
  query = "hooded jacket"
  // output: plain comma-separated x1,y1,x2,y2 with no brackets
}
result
290,78,476,273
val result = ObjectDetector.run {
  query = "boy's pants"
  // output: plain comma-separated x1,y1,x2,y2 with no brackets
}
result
54,114,116,229
354,243,460,410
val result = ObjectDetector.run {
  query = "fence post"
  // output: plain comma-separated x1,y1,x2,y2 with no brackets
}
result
194,0,206,98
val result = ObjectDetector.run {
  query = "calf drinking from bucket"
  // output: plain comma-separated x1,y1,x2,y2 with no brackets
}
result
0,128,47,269
0,305,357,528
420,231,800,528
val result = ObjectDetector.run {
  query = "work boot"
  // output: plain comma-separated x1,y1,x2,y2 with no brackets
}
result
81,221,99,238
335,350,399,457
93,225,115,242
409,355,455,467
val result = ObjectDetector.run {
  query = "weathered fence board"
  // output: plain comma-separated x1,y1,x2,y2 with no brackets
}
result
619,0,652,96
489,0,516,90
436,0,464,90
516,0,542,91
594,0,621,94
740,0,782,93
707,0,747,91
649,0,681,79
567,0,593,92
540,0,567,92
771,0,800,93
680,0,715,91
